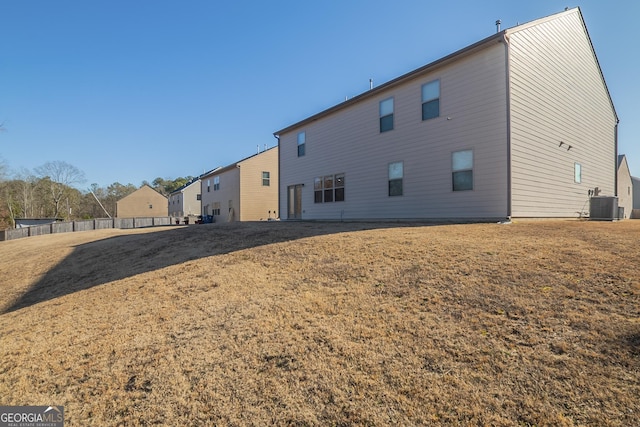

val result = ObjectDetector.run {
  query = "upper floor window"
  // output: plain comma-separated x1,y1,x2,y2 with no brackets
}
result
452,150,473,191
574,163,582,183
196,194,202,201
422,80,440,121
297,131,306,157
262,171,270,186
388,161,404,196
379,98,394,132
213,176,220,191
207,179,211,192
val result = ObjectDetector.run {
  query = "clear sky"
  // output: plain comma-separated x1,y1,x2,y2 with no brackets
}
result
1,1,638,188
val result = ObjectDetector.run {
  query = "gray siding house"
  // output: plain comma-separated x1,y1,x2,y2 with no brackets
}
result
168,178,201,220
274,8,618,221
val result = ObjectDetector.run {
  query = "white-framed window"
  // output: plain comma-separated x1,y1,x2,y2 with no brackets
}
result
452,150,473,191
388,161,403,196
297,131,306,157
262,171,270,186
574,163,582,183
379,98,394,132
207,179,211,192
213,176,220,191
422,80,440,121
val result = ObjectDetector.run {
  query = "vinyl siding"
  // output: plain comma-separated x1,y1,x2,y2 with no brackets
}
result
200,169,240,223
239,147,279,220
116,186,168,218
508,9,617,217
617,156,633,219
279,42,509,220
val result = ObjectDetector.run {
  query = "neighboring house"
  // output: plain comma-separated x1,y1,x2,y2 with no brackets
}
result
200,146,278,222
116,185,168,218
168,178,202,219
617,155,633,219
274,8,618,221
632,176,640,218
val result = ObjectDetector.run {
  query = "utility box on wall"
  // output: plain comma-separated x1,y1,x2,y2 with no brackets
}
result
589,196,619,221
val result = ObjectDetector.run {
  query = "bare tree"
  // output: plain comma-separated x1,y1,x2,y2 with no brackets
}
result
34,161,86,219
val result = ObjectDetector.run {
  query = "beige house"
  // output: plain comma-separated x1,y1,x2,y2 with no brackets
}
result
168,178,201,219
617,155,633,219
274,8,618,221
200,146,278,222
116,185,168,218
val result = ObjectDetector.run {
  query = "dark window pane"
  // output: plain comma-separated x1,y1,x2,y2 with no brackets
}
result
453,170,473,191
335,174,345,188
422,99,440,120
298,143,305,157
314,191,323,203
335,188,345,202
389,179,403,196
324,189,334,202
380,114,394,132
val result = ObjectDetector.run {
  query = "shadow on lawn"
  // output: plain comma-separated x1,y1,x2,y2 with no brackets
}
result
2,221,430,314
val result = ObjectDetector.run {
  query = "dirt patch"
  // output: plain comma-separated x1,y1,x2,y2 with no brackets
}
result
1,220,639,425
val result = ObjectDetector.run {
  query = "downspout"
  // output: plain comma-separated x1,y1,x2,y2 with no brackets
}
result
502,32,512,219
614,118,619,197
273,133,280,219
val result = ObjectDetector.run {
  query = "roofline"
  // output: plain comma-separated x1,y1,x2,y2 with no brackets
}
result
273,32,503,136
274,7,618,136
504,7,618,123
200,145,278,179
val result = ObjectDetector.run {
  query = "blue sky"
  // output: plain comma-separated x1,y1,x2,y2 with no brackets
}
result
1,1,638,188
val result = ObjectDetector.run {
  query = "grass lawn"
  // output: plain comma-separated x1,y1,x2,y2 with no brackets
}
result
1,220,638,426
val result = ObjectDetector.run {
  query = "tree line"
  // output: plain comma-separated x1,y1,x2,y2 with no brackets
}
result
0,160,195,229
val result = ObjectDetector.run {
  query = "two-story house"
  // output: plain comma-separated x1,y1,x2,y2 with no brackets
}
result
274,8,618,221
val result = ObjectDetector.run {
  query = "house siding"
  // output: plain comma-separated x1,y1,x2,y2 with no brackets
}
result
116,186,168,218
279,42,509,220
617,156,633,219
508,10,617,217
239,147,279,220
201,168,240,223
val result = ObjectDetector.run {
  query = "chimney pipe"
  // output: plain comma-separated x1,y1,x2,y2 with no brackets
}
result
496,20,501,32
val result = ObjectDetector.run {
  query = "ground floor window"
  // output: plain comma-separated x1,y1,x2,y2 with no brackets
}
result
388,161,403,196
452,150,473,191
315,173,345,203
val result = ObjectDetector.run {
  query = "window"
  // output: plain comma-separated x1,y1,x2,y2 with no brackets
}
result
207,179,210,193
297,131,306,157
388,162,404,196
452,150,473,191
574,163,582,183
149,204,153,209
213,176,220,191
314,173,345,203
262,171,270,186
196,194,201,201
379,98,394,132
422,80,440,120
212,202,221,216
335,174,345,202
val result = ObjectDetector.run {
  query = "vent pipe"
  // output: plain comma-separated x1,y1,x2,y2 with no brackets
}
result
495,20,501,32
369,79,373,90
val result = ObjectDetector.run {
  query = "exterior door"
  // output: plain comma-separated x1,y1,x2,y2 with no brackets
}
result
287,184,303,219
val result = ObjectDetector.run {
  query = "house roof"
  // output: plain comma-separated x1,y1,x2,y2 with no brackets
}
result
169,178,201,196
117,184,167,202
200,146,278,179
274,7,617,136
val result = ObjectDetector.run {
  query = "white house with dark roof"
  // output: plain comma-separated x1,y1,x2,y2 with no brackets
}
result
274,8,618,221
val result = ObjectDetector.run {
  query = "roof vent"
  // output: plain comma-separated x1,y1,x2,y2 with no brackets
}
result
495,20,501,32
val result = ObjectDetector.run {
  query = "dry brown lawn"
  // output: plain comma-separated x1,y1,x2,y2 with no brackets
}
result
0,220,638,426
